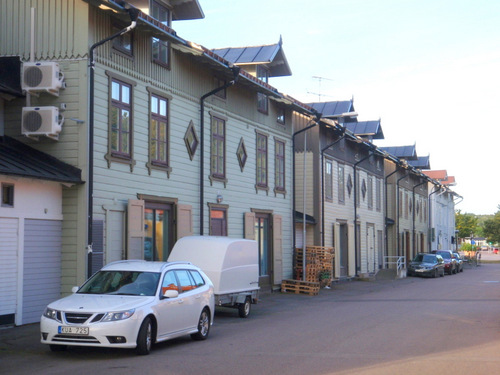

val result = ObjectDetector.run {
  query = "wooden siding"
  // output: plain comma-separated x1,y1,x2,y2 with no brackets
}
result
0,0,89,60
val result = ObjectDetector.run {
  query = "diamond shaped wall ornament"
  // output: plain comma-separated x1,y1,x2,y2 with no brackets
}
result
184,120,198,160
361,179,367,200
347,174,353,196
236,137,247,171
409,199,413,213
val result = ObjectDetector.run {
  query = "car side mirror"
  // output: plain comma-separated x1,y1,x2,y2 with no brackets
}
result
71,286,79,293
163,289,179,299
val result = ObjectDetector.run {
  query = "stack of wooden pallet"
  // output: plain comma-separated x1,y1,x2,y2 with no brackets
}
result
281,279,320,296
281,246,335,295
294,246,334,285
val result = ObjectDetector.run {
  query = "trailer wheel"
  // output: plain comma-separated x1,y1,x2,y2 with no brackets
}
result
238,297,251,318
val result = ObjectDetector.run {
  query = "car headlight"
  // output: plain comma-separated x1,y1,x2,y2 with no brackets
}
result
43,307,61,322
102,309,135,322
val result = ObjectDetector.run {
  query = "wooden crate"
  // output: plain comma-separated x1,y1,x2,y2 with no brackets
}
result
281,279,320,296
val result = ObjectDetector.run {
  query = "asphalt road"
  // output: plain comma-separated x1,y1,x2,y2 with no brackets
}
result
2,261,500,375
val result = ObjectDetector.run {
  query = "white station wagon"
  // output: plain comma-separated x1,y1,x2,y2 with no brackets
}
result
40,260,215,355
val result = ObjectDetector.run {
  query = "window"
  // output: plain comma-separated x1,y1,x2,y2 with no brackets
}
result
256,132,268,188
161,271,179,294
257,66,269,113
376,179,382,211
110,79,132,159
210,206,227,236
325,160,333,200
1,183,14,207
368,175,373,209
210,115,226,179
213,76,227,99
175,270,197,293
338,164,345,203
149,94,169,168
399,190,403,217
112,23,133,55
275,139,285,192
277,107,285,124
151,1,170,66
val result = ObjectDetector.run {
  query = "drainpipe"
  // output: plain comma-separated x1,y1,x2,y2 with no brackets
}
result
428,184,442,251
320,131,346,246
292,113,321,281
384,166,398,268
396,171,410,258
199,66,240,235
353,150,374,275
412,179,427,257
87,7,139,278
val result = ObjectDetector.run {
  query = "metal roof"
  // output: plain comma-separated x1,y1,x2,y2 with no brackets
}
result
0,136,83,184
344,121,384,140
408,156,431,170
212,38,292,77
379,145,418,160
307,100,354,118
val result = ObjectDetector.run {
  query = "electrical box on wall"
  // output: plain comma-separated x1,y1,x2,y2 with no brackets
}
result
21,106,63,140
22,62,65,96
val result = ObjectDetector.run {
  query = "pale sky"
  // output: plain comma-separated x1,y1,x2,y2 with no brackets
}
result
174,0,500,215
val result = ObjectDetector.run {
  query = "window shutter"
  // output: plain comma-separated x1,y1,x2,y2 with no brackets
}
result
127,199,145,259
348,223,355,277
244,212,256,240
177,204,193,239
272,214,283,284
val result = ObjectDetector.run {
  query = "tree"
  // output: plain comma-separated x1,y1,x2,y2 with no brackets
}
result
455,210,479,239
483,207,500,244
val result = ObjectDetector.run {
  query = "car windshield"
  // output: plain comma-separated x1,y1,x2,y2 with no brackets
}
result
78,271,160,296
422,255,436,264
438,252,451,259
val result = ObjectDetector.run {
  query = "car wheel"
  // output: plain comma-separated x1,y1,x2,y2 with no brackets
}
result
191,308,210,341
49,344,67,352
440,269,444,277
136,317,153,355
238,297,251,318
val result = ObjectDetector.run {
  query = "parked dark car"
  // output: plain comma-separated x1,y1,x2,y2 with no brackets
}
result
407,253,445,278
453,252,464,272
432,250,457,275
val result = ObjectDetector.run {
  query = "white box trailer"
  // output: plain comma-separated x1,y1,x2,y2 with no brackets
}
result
168,236,259,318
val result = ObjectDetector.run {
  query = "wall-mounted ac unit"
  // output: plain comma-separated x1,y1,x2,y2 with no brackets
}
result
22,62,65,96
22,106,63,140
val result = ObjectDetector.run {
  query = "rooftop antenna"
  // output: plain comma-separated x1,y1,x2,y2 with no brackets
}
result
307,76,334,101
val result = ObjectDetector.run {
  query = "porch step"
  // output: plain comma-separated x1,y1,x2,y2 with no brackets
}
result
375,268,397,280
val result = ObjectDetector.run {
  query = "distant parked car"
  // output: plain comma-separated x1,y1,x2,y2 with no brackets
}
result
453,252,464,272
407,253,445,278
40,260,215,355
432,250,457,275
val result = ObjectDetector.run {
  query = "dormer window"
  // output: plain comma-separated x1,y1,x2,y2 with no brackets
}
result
151,1,171,67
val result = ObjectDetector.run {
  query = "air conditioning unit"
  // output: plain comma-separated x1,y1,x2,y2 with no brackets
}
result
22,62,65,96
22,106,64,140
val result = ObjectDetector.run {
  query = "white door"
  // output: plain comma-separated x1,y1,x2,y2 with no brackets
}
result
0,218,18,325
23,219,62,324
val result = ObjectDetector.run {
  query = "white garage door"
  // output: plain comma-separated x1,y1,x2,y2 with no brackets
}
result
22,219,62,325
0,218,18,324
